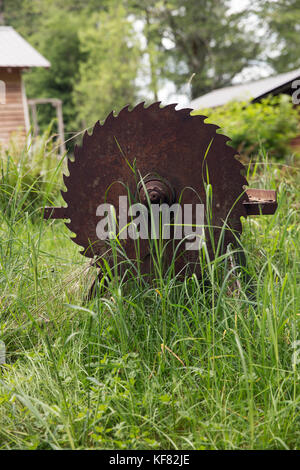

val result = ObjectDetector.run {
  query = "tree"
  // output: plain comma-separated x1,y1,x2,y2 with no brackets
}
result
73,4,142,127
3,0,111,136
24,10,84,134
3,1,87,136
3,0,42,36
129,0,261,99
257,0,300,72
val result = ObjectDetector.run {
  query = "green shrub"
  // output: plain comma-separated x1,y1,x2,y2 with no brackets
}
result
192,95,300,160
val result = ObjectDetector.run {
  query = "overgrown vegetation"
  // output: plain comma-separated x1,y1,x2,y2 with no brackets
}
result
0,139,299,449
1,0,300,451
0,123,63,215
193,96,300,160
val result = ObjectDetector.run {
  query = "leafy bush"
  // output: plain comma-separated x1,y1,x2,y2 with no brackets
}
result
192,95,300,160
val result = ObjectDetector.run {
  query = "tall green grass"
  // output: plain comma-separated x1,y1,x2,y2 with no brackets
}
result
0,143,299,449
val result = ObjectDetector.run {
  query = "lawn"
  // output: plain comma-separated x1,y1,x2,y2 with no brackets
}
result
0,146,299,450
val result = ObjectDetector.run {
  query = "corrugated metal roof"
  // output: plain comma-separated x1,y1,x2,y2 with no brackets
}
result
0,26,50,68
191,68,300,109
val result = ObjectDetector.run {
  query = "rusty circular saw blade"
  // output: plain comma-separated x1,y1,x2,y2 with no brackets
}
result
62,102,248,275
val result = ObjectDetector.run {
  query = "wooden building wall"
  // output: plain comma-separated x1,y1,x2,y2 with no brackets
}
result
0,68,29,147
290,134,300,151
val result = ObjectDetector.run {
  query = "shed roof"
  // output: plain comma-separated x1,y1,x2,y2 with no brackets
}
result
0,26,50,68
191,68,300,109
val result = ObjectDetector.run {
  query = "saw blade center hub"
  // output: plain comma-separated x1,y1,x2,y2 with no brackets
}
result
138,177,175,206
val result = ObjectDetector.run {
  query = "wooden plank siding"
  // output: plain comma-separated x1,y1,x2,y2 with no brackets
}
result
0,68,27,146
290,134,300,151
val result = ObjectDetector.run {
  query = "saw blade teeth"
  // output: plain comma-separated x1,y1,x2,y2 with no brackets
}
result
73,144,82,161
132,101,146,113
104,110,115,125
92,120,101,135
74,143,80,156
67,158,75,174
146,101,162,111
206,123,220,134
61,190,69,205
193,113,207,122
72,239,85,249
117,104,130,118
241,176,248,187
213,129,232,143
162,103,178,111
66,225,82,242
82,129,91,146
63,173,70,188
176,107,193,117
80,248,94,258
234,158,246,171
65,221,73,231
222,142,243,160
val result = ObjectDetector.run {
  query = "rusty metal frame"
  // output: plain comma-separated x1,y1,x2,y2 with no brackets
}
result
44,189,277,219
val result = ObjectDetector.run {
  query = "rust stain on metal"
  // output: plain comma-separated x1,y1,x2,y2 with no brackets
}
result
243,189,277,215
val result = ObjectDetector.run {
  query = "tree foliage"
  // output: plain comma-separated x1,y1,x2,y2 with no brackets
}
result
257,0,300,73
73,4,141,128
24,10,84,133
132,0,261,99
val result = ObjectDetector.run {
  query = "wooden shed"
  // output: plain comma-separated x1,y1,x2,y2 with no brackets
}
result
0,26,50,147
